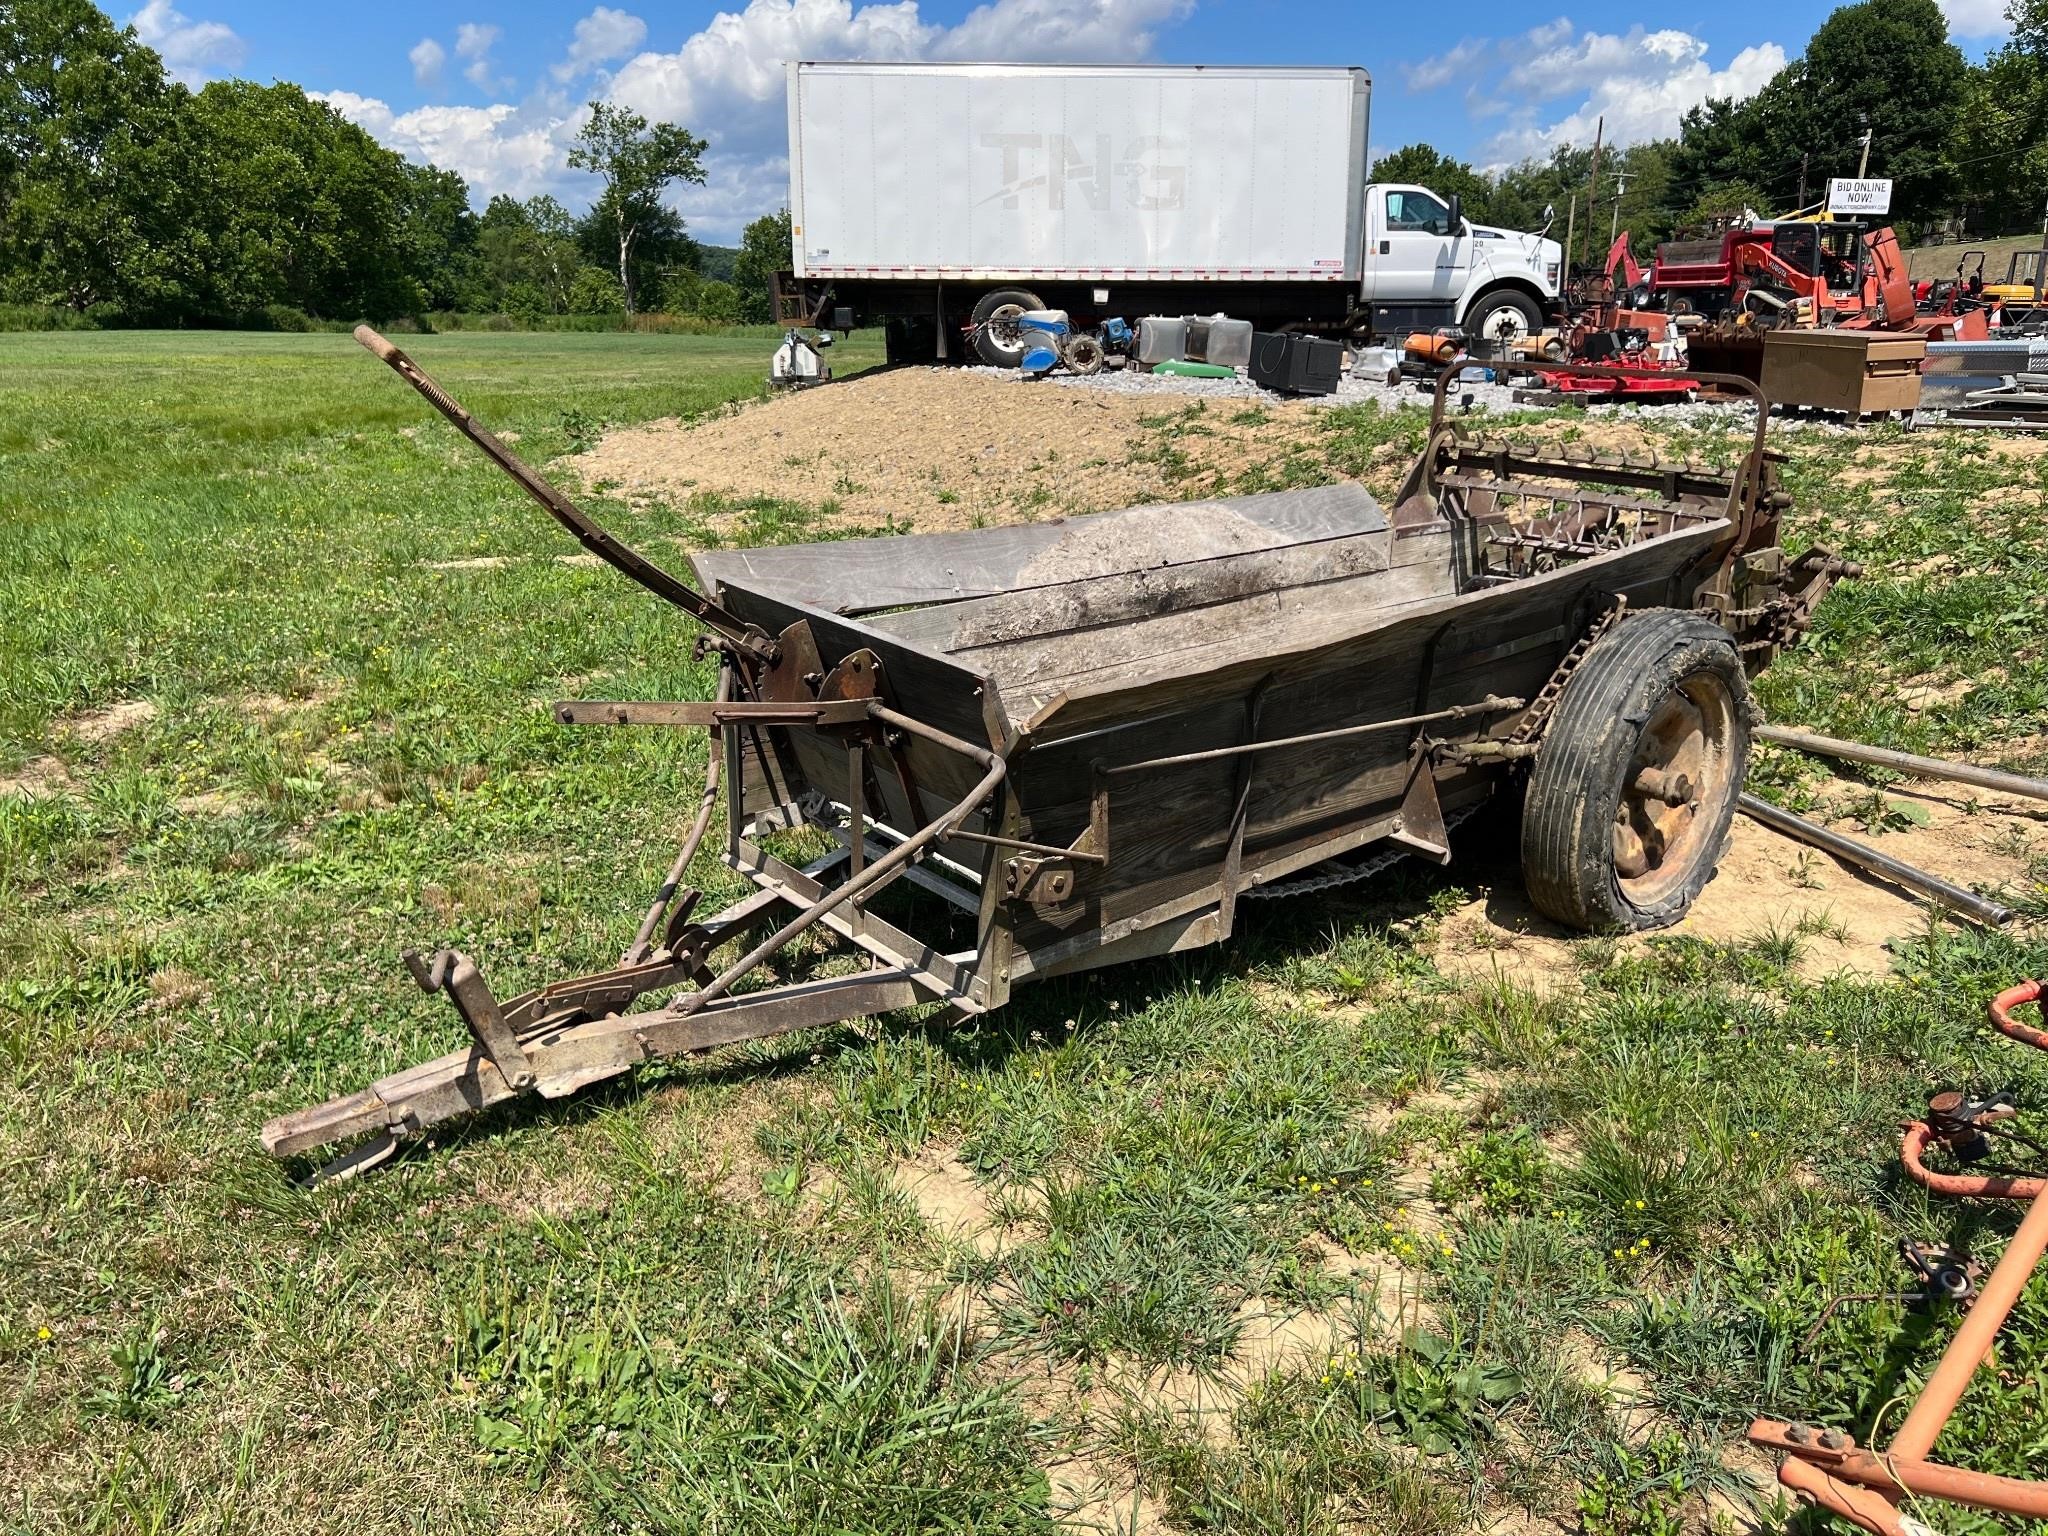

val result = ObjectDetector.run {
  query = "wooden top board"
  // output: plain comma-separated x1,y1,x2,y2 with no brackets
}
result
689,483,1388,616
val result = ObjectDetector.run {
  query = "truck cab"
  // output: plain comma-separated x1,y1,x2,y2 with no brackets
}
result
1360,183,1563,344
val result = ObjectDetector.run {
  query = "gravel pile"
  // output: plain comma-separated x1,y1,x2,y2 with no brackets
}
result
968,357,1854,430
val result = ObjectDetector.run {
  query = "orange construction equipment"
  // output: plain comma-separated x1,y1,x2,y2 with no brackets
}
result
1751,979,2048,1535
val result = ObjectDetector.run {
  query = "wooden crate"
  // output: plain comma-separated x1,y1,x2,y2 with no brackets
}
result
1761,328,1926,417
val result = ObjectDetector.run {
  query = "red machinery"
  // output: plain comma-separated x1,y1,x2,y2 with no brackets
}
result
1752,980,2048,1535
1607,220,1987,342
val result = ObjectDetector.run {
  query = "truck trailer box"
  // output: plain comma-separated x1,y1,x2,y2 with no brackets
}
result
786,61,1371,285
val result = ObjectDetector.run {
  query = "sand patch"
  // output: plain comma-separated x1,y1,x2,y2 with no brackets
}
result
67,699,156,743
893,1144,1007,1258
563,367,1331,534
1047,1453,1169,1535
0,756,71,797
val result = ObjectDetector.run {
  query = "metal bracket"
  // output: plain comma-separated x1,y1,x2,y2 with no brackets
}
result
1003,854,1075,905
404,948,535,1091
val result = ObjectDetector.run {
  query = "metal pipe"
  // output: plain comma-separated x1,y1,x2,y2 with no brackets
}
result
1890,1188,2048,1462
1736,793,2015,927
1100,695,1525,776
1901,1121,2046,1202
623,664,729,965
1776,1456,1906,1536
1758,725,2048,804
1992,979,2048,1052
673,717,1008,1016
353,327,777,665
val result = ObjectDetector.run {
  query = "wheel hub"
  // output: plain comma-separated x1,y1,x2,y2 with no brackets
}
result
1613,674,1736,905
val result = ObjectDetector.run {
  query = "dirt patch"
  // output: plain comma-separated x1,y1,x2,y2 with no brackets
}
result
564,367,1331,535
0,756,71,797
892,1145,1007,1259
66,699,156,743
1677,780,2037,975
426,555,515,571
1047,1453,1170,1535
1443,777,2037,982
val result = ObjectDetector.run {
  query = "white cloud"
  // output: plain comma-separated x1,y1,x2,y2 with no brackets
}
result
1406,20,1785,170
128,0,244,87
555,7,651,80
317,91,585,203
335,0,1197,240
1939,0,2011,37
410,37,447,87
456,22,507,90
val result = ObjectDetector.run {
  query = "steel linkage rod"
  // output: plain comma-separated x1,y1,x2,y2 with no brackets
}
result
622,663,731,965
353,326,778,666
670,712,1008,1017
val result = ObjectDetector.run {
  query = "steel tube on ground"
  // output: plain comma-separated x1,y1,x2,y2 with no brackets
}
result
1757,725,2048,804
1736,793,2015,926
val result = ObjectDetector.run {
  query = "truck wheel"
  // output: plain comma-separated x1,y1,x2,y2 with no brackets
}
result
971,287,1045,367
1521,610,1749,933
1465,289,1543,348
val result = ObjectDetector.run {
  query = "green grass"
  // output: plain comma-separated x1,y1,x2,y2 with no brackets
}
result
3,332,2047,1534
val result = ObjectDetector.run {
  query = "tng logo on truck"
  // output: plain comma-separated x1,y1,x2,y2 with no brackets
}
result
978,134,1187,210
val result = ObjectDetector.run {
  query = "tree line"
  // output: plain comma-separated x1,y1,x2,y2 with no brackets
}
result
0,0,790,326
1376,0,2044,268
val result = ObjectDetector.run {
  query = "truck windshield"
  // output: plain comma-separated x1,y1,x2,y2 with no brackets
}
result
1385,190,1452,236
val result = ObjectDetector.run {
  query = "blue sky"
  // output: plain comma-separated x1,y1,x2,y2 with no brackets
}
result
129,0,2008,241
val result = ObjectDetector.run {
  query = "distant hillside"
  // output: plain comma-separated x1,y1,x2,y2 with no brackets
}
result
697,244,738,282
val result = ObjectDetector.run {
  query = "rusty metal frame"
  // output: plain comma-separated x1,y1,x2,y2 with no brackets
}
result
1751,980,2048,1534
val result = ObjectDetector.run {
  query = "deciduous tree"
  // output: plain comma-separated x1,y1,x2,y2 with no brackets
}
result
567,102,707,313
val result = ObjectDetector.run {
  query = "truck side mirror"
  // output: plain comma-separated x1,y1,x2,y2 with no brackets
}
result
1446,194,1463,235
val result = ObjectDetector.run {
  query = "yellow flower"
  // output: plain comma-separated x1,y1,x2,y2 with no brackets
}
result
1633,1199,1646,1210
37,1327,52,1342
1310,1183,1322,1194
1612,1247,1624,1258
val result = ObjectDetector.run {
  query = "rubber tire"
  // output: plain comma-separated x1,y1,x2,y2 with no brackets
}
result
1520,609,1749,933
1061,334,1105,375
1464,289,1543,347
971,287,1046,367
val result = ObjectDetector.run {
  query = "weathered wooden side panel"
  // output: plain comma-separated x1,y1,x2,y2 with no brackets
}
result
691,484,1387,615
1000,521,1729,959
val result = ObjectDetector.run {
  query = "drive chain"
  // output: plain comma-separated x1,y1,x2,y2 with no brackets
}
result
1246,801,1486,901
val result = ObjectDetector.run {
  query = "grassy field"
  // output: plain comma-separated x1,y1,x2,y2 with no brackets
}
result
2,331,2046,1536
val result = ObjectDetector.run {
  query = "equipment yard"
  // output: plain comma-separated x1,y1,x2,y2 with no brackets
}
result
5,329,2048,1535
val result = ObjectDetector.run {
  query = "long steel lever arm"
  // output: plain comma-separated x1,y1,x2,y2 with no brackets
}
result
353,325,779,665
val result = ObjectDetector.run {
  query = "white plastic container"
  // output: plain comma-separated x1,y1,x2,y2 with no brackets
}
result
1135,316,1186,366
1190,315,1254,368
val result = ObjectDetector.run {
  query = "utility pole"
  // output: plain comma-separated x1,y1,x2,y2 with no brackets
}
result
1580,114,1604,271
1562,194,1577,283
1856,125,1873,178
1610,168,1630,244
1797,152,1810,210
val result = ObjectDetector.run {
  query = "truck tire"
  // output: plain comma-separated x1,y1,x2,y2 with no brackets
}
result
971,287,1045,367
1520,610,1749,933
1465,289,1544,348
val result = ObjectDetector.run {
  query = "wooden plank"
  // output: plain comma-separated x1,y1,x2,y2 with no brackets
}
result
1036,519,1728,735
866,529,1392,653
689,483,1388,615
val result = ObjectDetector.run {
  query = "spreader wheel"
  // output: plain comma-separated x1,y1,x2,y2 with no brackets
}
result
1521,609,1749,932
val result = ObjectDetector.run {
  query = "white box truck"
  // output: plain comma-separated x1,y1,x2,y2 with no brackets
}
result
777,61,1564,364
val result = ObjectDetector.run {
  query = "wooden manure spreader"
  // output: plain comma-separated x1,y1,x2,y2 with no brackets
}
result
264,335,1854,1179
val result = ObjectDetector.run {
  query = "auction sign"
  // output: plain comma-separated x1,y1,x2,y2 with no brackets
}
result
1826,178,1893,216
